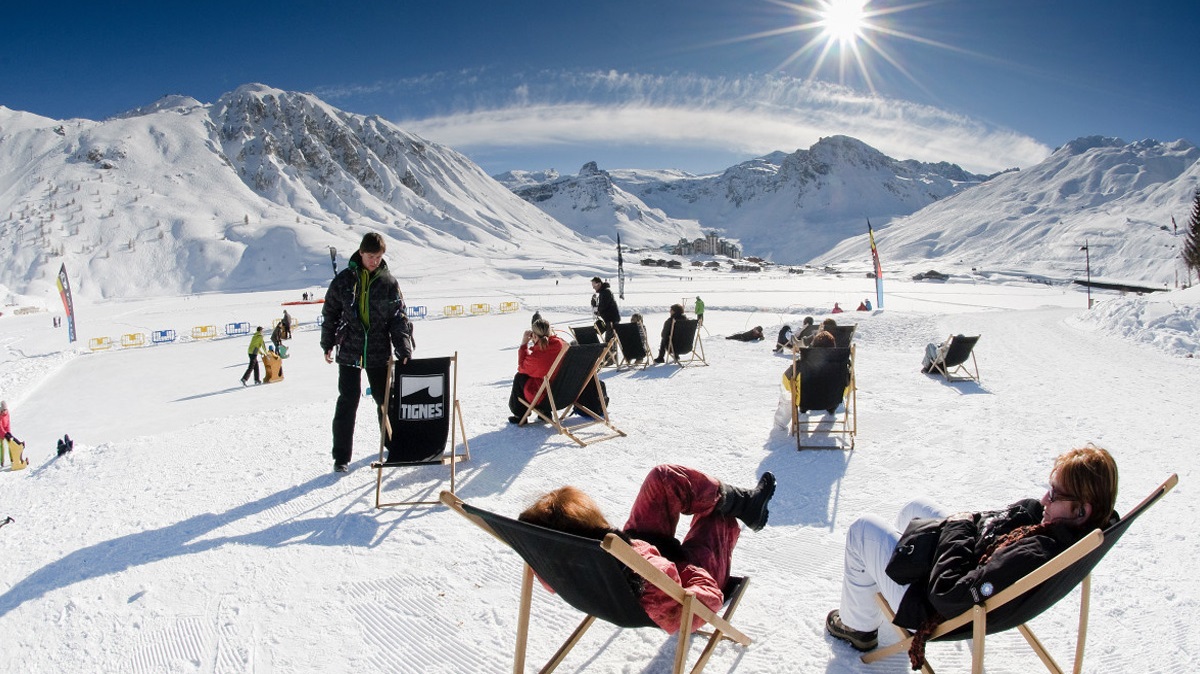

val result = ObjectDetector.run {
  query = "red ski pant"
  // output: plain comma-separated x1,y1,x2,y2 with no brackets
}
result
623,464,740,588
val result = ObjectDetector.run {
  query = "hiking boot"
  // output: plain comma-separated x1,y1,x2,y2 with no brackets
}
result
508,415,522,424
653,356,665,364
241,378,247,387
826,610,878,651
333,463,348,473
716,472,776,532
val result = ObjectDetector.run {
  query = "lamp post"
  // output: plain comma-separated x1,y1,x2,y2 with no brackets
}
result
1080,241,1092,309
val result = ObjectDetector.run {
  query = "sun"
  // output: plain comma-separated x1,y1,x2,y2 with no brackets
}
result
732,0,962,96
816,0,868,45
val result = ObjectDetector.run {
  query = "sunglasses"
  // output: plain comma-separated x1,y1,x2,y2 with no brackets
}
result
1047,484,1077,503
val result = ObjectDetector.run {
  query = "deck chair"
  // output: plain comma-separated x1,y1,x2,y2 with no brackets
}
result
613,322,649,370
829,324,856,348
440,491,753,674
863,474,1179,674
516,342,626,446
788,345,856,450
569,324,602,345
371,354,470,507
667,318,707,367
929,334,981,383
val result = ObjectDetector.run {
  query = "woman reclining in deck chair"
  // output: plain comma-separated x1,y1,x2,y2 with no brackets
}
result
507,318,567,423
826,444,1119,669
520,464,776,634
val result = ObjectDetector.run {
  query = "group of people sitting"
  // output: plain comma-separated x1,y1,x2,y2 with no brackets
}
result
512,445,1118,671
774,316,839,353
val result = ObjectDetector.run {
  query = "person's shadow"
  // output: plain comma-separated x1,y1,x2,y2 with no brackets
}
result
0,469,392,618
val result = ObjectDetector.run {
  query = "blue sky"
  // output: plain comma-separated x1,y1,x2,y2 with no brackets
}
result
2,1,1197,175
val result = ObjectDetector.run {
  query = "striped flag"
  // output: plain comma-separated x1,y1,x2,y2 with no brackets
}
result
868,220,883,310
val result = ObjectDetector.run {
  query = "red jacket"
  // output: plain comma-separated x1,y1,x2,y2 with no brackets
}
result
517,336,566,403
630,539,724,633
0,410,10,438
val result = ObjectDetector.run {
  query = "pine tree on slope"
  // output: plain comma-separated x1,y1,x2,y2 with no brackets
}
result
1185,189,1200,280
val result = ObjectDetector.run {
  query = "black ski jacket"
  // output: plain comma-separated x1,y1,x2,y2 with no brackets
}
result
320,252,413,368
594,282,621,327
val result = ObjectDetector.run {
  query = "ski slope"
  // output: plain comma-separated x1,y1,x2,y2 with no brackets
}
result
0,272,1195,674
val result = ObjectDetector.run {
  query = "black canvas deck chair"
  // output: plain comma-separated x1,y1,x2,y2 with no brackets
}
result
930,334,981,383
613,322,649,370
788,345,856,450
829,324,856,348
667,318,707,367
569,324,602,345
517,342,626,446
371,353,470,507
440,491,753,674
863,474,1178,674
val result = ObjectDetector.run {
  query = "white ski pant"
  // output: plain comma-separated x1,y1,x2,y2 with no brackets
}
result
839,498,951,632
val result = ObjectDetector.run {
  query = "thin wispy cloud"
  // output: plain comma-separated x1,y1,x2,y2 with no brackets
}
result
318,71,1050,174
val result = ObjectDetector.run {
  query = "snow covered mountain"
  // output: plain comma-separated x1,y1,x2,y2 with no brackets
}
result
0,84,598,300
814,136,1200,286
602,136,993,262
495,161,704,248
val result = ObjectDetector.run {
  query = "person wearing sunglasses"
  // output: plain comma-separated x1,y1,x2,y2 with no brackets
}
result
826,444,1119,669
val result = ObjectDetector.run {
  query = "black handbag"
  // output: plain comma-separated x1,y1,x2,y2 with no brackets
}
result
885,517,944,585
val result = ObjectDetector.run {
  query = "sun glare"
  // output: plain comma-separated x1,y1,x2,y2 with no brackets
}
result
818,0,867,44
736,0,965,97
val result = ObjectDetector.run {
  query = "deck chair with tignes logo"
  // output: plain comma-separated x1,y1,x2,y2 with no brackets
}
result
439,491,753,674
862,473,1178,674
516,341,625,446
370,354,470,508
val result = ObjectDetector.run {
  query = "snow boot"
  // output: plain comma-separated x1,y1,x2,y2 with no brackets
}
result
716,472,776,532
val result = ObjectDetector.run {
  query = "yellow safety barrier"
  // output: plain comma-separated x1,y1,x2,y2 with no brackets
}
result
469,303,491,315
444,305,465,317
192,325,218,340
498,301,520,314
121,333,147,348
88,337,114,351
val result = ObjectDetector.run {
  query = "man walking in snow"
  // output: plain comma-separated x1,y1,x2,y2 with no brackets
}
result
320,233,413,473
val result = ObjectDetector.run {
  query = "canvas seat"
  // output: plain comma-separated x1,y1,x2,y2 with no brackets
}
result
667,318,707,367
569,324,602,345
613,322,649,369
863,474,1178,674
370,354,470,507
787,345,856,450
440,491,753,674
829,324,856,348
516,341,625,446
929,334,981,383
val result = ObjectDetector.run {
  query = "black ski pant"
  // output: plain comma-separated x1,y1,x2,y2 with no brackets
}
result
241,354,260,384
331,363,388,465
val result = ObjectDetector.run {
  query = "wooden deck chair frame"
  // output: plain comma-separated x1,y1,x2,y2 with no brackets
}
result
371,353,470,508
613,322,650,370
863,474,1178,674
931,334,981,383
667,318,707,367
439,491,753,674
517,342,626,446
789,345,857,450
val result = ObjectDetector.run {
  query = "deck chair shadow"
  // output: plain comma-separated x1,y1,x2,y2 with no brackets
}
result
516,342,626,446
371,353,470,508
667,318,707,367
614,322,649,370
930,334,981,383
829,324,856,348
788,345,856,450
863,474,1178,674
440,491,753,674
